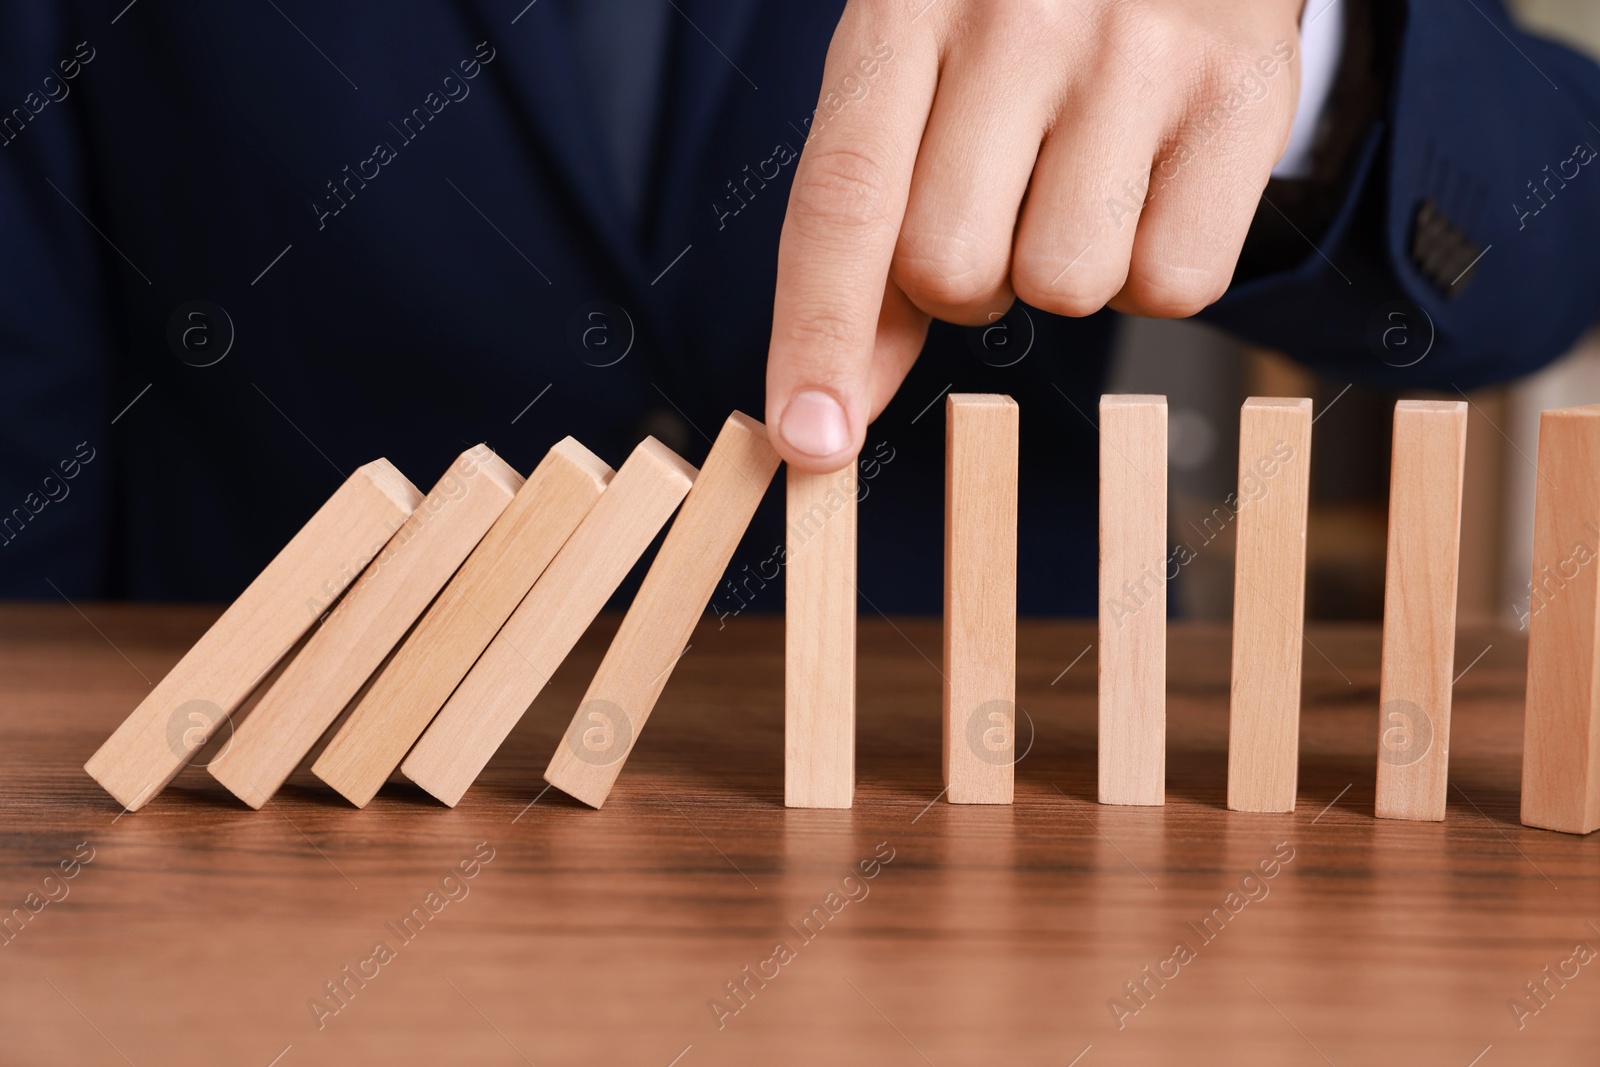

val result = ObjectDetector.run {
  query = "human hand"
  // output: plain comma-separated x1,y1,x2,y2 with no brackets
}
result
765,0,1306,472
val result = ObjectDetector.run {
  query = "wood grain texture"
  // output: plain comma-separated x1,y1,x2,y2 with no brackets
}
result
15,605,1598,1066
401,438,696,808
1522,404,1600,834
545,414,780,808
1228,397,1313,813
1375,401,1467,822
944,394,1018,805
312,439,613,808
1098,394,1167,807
208,447,522,809
82,460,421,811
785,467,857,808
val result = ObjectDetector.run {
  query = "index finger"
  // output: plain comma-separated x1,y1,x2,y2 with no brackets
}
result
766,8,937,472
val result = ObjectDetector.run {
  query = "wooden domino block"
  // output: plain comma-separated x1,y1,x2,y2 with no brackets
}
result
1522,404,1600,835
785,465,858,808
401,438,697,807
83,460,421,811
1227,397,1312,813
208,446,522,808
1097,394,1166,807
544,413,780,807
311,439,613,808
944,394,1019,805
1375,401,1467,822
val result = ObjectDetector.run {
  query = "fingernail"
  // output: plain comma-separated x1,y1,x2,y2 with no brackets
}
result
779,390,851,458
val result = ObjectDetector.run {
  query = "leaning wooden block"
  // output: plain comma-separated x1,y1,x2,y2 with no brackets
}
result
208,446,522,808
1098,394,1166,807
1522,404,1600,835
311,439,613,807
544,413,780,807
1227,397,1312,813
83,460,421,811
1375,401,1467,822
784,456,859,809
944,394,1019,805
402,438,697,807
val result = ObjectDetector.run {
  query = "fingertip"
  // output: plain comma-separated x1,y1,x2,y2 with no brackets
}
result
772,388,860,473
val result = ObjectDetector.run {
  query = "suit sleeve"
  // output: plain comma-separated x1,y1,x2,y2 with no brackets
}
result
1202,0,1600,391
0,4,114,597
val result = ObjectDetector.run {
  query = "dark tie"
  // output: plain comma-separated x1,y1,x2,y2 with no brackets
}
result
560,0,672,223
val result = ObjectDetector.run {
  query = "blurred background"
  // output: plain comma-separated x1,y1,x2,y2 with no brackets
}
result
1109,0,1600,630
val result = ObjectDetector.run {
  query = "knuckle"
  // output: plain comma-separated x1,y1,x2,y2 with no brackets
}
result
893,226,1004,312
789,145,894,234
1097,1,1176,70
779,298,861,352
1012,251,1117,319
1121,263,1228,318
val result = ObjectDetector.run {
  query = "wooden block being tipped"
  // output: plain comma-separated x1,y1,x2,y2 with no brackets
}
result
544,413,780,807
207,446,522,808
402,438,697,807
1227,397,1312,813
1375,401,1467,822
944,394,1019,805
312,439,613,807
83,460,421,811
1522,404,1600,835
1097,394,1167,807
86,463,419,812
785,465,858,809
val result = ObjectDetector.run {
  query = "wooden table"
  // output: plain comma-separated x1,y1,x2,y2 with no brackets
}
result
1,604,1595,1066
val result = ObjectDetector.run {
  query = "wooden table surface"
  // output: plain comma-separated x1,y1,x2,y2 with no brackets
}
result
2,603,1596,1067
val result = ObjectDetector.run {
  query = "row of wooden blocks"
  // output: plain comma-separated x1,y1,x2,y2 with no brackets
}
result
83,397,1599,835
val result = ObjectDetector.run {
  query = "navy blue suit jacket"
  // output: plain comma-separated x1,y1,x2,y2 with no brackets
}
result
2,0,1598,615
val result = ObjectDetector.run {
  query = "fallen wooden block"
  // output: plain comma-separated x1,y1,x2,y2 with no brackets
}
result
311,439,613,808
1227,397,1312,813
785,464,858,809
1522,404,1600,835
208,446,522,808
1375,401,1467,822
544,413,780,807
83,460,422,811
1098,394,1166,807
944,393,1019,805
402,438,697,807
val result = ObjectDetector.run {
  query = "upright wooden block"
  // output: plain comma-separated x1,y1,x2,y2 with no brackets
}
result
402,438,697,807
943,394,1019,805
1097,395,1166,806
785,466,858,808
83,460,421,811
544,414,780,807
1522,404,1600,835
208,446,522,808
1227,397,1312,813
1375,401,1467,822
311,439,613,808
